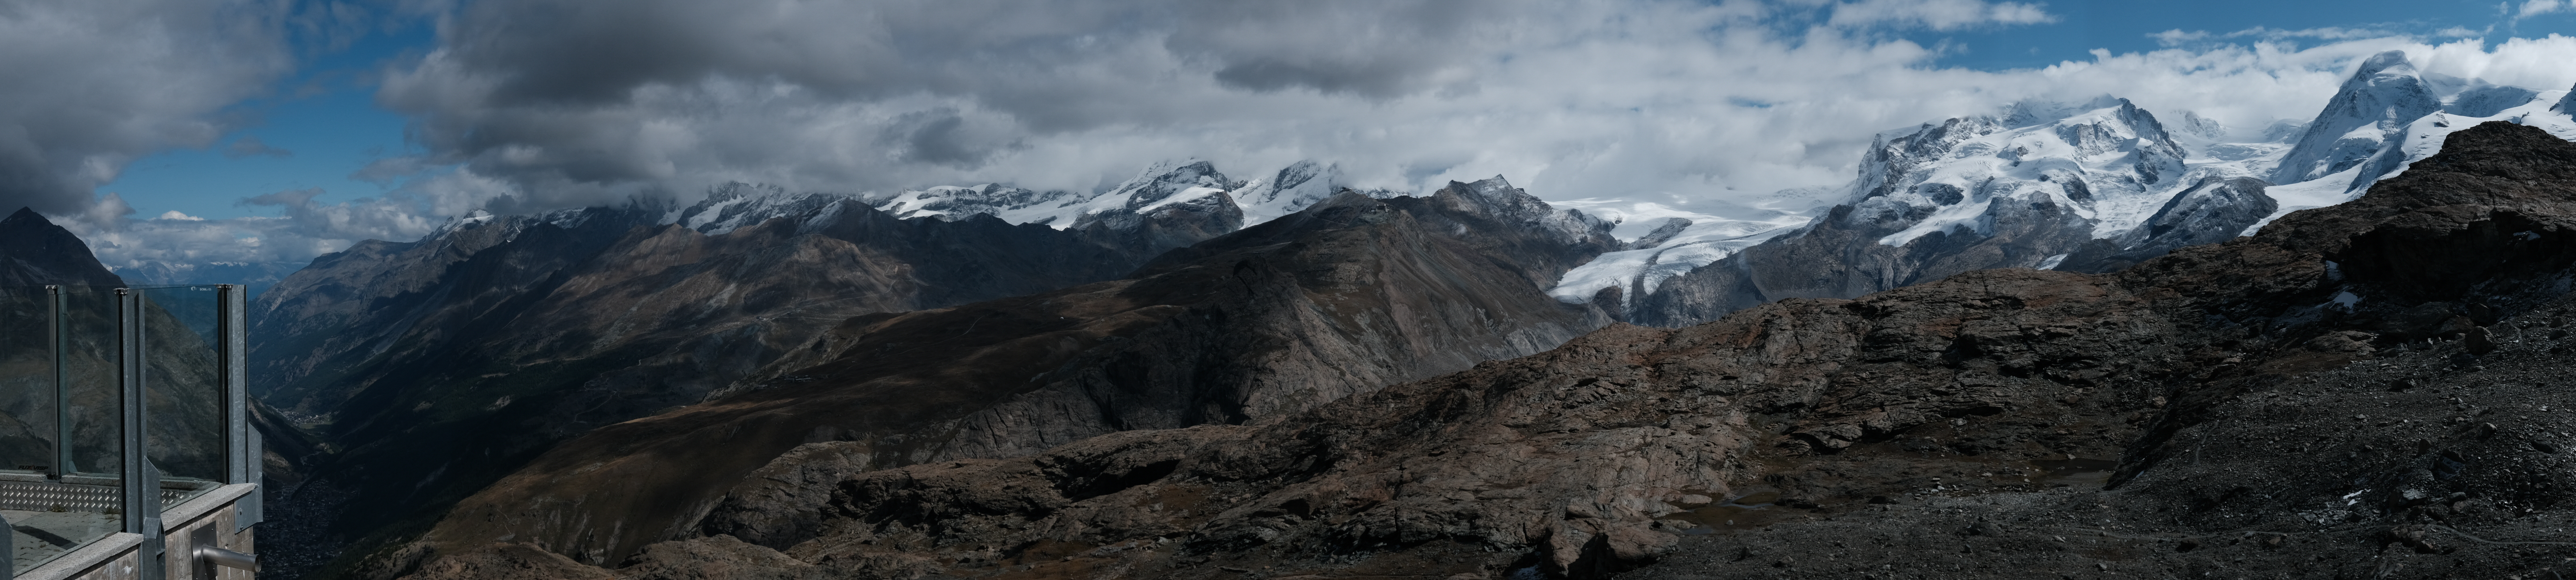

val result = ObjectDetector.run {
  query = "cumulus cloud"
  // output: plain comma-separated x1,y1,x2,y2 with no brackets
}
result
0,0,293,215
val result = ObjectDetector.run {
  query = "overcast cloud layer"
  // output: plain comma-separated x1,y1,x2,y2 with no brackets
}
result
0,0,291,215
14,0,2576,274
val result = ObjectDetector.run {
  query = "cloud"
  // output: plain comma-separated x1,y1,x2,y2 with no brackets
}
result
223,136,293,159
1825,0,2057,30
363,0,2097,215
2151,29,2212,47
2154,25,2422,48
34,0,2576,278
242,186,442,242
0,0,294,215
367,0,2576,230
2227,26,2410,41
2520,0,2567,19
0,0,458,272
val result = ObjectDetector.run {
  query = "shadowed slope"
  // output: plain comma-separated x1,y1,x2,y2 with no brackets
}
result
393,183,1619,572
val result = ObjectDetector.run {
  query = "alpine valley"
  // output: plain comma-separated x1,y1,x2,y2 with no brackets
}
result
10,49,2576,580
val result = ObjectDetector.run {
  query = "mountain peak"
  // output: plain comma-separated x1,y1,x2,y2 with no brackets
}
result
2269,50,2440,184
2000,95,2121,127
0,207,126,287
1461,175,1518,203
2354,50,2413,78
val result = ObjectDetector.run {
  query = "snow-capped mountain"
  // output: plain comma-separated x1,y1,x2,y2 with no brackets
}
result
867,160,1387,234
1567,93,2283,322
865,160,1243,230
1230,160,1348,225
1604,49,2576,327
2271,51,2444,187
2254,51,2576,232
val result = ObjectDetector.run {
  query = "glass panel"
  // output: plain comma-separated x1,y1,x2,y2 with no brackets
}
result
138,286,225,508
3,286,122,574
0,288,51,476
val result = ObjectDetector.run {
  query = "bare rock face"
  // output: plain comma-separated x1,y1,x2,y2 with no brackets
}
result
399,121,2576,579
388,182,1619,574
694,441,873,554
1629,292,2576,580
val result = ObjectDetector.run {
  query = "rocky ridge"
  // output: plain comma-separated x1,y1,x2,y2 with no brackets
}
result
391,121,2576,579
247,192,1212,579
369,178,1624,576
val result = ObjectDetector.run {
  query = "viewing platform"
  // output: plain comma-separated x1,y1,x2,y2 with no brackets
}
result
4,285,260,580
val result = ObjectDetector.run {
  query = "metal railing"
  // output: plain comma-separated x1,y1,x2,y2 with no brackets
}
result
3,285,259,579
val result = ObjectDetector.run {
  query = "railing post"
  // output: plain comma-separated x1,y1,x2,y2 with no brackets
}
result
117,288,165,580
48,285,69,479
219,284,261,530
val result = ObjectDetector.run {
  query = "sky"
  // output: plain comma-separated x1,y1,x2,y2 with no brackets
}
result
8,0,2576,274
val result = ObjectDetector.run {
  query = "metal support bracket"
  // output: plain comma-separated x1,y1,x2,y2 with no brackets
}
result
189,523,255,580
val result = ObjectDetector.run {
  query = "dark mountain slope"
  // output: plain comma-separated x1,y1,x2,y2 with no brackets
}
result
395,121,2576,580
252,197,1212,579
380,181,1620,574
0,208,126,481
0,207,124,287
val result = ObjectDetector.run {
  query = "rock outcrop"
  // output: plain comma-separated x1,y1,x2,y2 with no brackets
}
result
396,121,2576,579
